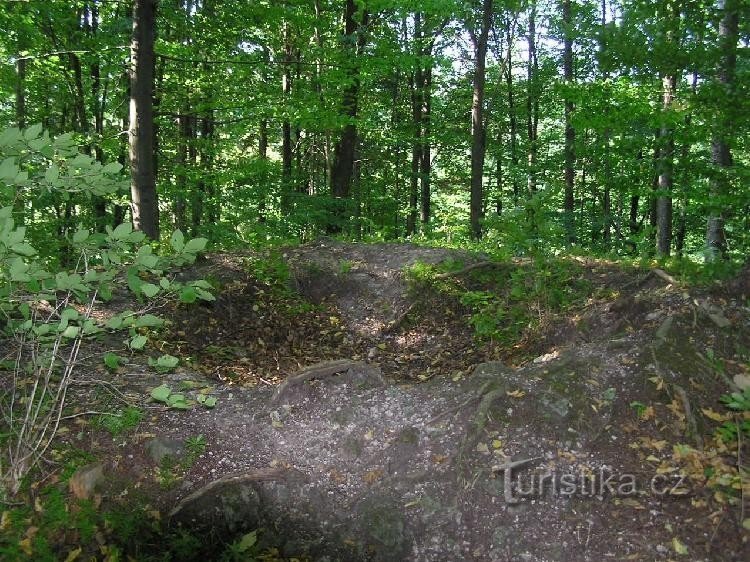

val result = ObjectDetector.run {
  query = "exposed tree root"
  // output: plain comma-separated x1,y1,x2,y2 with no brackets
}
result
272,359,363,404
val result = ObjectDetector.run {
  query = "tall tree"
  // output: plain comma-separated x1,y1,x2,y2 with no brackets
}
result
331,0,368,203
129,0,159,239
705,0,739,261
562,0,576,243
655,0,680,257
467,0,494,240
526,0,539,196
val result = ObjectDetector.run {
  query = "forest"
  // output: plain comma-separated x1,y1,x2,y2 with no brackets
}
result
1,0,750,560
0,0,747,259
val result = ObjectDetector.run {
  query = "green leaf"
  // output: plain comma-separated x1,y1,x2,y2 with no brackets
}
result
0,157,18,180
10,243,36,257
129,334,148,350
235,531,257,552
112,222,133,240
104,352,121,370
149,354,179,372
170,230,185,252
157,354,179,369
72,228,90,244
106,315,124,330
183,238,208,253
179,286,197,303
24,123,43,140
62,325,80,338
197,395,217,409
61,308,79,321
102,162,123,174
166,393,190,409
9,258,30,282
44,164,60,184
141,283,160,298
150,384,171,403
135,314,163,328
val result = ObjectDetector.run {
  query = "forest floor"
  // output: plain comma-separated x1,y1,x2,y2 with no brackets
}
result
4,239,750,561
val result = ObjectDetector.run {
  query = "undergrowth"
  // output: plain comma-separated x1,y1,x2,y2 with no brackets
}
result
405,256,595,346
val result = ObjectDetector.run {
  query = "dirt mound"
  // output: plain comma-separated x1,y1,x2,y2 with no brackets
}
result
286,238,481,336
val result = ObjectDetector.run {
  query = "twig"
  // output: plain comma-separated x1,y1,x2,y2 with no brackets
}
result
60,411,120,420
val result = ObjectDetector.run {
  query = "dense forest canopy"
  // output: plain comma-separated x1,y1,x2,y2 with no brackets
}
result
0,0,748,262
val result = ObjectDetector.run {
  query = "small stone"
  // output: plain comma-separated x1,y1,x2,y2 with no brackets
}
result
145,436,185,464
69,463,105,500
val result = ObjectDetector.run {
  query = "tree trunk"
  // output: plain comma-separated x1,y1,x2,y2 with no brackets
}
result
331,0,367,204
526,1,538,196
407,13,423,236
129,0,159,239
281,16,293,207
505,20,519,204
420,65,432,227
468,0,493,240
174,112,189,232
562,0,575,243
15,58,26,129
706,0,739,261
656,74,676,257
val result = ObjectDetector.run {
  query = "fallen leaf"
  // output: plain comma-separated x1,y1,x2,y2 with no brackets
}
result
64,547,82,562
701,408,730,423
506,389,526,398
672,537,688,555
19,537,32,556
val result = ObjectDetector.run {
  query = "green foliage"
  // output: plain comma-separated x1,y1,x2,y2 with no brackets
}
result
148,353,180,373
95,407,143,437
149,384,191,410
0,126,214,497
463,260,593,343
716,387,750,442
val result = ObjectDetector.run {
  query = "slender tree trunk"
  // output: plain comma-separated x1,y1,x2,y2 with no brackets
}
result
505,20,519,204
14,57,26,225
129,0,159,239
420,65,432,227
656,74,676,257
526,1,538,196
15,59,26,129
407,14,423,236
258,119,268,222
706,0,739,261
281,16,293,207
174,112,189,232
562,0,575,243
468,0,493,240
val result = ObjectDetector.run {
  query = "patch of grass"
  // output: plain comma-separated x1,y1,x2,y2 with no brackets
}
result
94,406,143,437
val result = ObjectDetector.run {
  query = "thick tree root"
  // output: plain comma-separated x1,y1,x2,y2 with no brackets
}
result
272,359,363,404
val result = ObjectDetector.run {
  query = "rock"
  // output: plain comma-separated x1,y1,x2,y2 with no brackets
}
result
69,463,104,500
145,436,185,465
472,361,511,377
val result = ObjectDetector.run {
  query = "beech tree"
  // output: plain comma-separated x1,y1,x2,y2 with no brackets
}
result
129,0,159,239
